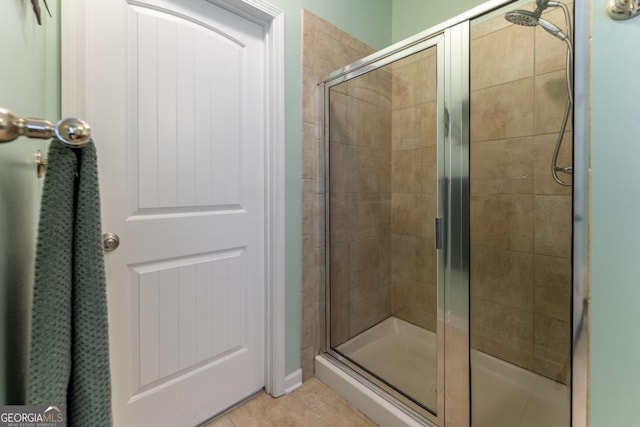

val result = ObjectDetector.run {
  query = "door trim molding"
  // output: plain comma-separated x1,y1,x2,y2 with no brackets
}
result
60,0,287,398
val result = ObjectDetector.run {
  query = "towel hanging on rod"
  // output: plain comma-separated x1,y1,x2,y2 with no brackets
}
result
0,107,91,148
27,139,113,425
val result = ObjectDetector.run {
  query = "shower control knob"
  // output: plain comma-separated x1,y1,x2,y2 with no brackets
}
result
102,232,120,252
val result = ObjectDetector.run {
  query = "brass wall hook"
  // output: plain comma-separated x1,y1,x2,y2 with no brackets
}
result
35,150,47,178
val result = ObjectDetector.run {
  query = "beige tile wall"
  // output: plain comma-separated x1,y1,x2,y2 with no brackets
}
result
470,2,573,384
328,59,393,346
301,10,377,381
390,49,439,332
302,11,439,382
326,45,441,350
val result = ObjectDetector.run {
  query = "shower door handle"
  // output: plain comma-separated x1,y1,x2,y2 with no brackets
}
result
435,217,445,250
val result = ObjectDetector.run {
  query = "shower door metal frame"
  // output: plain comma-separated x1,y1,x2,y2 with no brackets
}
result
571,2,589,427
322,31,447,426
442,22,470,427
320,1,587,426
321,24,469,427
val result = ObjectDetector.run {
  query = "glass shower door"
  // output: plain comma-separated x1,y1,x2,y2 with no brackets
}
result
325,34,445,421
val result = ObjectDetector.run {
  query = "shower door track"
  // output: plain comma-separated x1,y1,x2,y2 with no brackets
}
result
321,351,438,426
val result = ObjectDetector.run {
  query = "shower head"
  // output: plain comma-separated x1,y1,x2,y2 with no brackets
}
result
505,10,569,41
504,0,551,25
505,10,539,26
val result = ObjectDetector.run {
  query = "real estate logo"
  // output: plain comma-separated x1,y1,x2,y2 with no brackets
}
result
0,405,65,427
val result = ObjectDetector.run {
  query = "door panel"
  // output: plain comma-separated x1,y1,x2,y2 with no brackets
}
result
130,6,244,210
85,0,266,425
134,249,246,388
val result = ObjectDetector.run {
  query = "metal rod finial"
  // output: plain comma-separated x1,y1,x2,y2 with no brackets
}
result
55,117,91,147
0,108,23,143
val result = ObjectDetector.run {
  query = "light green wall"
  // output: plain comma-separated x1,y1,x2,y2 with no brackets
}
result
266,0,392,375
391,0,486,43
590,1,640,425
0,1,60,404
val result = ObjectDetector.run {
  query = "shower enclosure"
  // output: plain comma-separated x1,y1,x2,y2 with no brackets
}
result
320,1,576,426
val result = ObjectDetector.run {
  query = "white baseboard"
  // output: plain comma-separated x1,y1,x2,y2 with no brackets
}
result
284,369,302,394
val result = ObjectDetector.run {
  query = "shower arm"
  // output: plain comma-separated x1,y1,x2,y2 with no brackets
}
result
607,0,640,20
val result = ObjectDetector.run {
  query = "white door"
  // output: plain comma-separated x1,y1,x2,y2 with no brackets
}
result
84,0,266,425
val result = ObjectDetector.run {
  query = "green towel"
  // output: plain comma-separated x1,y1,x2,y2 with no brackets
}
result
27,140,112,426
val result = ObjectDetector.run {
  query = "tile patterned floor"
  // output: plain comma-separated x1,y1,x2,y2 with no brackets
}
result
204,378,378,427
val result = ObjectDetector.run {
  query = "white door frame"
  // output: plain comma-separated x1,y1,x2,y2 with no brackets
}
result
60,0,288,398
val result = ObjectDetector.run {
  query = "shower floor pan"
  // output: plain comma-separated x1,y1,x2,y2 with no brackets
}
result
319,316,569,427
336,317,437,410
